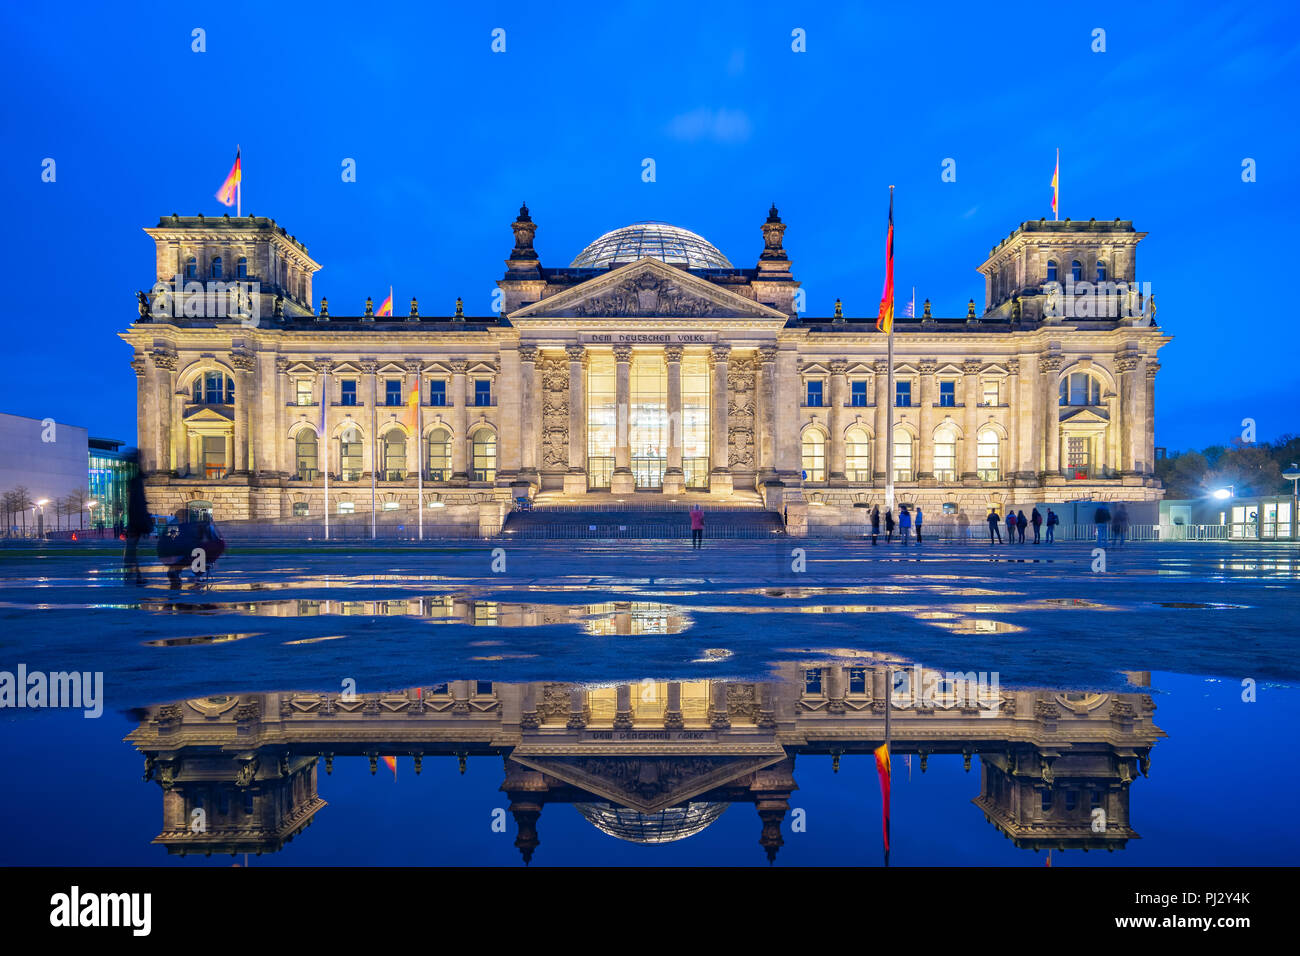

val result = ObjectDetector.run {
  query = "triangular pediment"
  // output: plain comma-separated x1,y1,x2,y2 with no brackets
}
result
1059,407,1110,425
509,257,788,324
183,406,233,423
509,752,784,813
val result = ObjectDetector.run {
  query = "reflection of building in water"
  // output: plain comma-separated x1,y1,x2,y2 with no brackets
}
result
126,663,1164,861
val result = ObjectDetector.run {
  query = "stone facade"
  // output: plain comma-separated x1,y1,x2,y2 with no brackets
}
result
120,206,1169,529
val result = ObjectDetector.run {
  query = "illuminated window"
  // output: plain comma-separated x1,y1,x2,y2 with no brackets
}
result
1059,372,1102,406
801,429,826,482
296,379,313,406
427,427,451,481
339,427,362,480
977,428,1000,481
294,431,317,480
471,428,496,482
892,428,914,481
845,426,871,481
934,425,958,481
382,431,406,480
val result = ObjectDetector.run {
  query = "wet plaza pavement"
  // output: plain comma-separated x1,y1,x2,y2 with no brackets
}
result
1,539,1297,866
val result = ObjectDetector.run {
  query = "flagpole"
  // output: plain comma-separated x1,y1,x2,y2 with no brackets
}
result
416,354,424,543
371,380,377,541
1054,147,1059,222
885,187,896,513
322,367,330,542
236,144,241,218
884,663,892,867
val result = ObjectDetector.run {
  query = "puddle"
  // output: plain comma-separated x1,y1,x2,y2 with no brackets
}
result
142,633,261,647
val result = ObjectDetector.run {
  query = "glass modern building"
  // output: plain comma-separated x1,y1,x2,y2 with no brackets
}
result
88,437,137,531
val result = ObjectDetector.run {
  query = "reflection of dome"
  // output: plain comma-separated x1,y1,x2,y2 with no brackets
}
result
570,222,733,270
575,801,728,843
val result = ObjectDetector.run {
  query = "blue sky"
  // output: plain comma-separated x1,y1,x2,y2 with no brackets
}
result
1,0,1296,450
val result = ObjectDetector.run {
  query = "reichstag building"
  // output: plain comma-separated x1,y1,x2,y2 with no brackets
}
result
122,204,1168,530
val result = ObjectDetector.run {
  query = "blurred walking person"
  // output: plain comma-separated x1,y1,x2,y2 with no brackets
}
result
689,504,705,550
1094,504,1111,545
898,505,912,545
1005,510,1016,546
1045,508,1058,544
914,506,924,544
123,474,152,586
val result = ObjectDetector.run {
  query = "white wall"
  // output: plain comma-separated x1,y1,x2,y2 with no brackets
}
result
0,413,90,524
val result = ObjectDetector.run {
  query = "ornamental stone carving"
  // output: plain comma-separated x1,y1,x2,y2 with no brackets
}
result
150,349,177,371
572,273,718,318
612,345,633,364
541,357,570,469
663,345,684,364
230,351,256,373
829,360,848,375
518,344,538,364
963,359,983,374
1145,361,1160,380
727,356,757,469
536,684,570,722
1039,355,1063,375
1005,358,1020,376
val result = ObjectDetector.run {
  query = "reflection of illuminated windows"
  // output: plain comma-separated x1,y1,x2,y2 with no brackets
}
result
587,687,617,723
472,603,498,626
680,681,709,719
296,600,320,616
804,669,823,695
848,668,868,694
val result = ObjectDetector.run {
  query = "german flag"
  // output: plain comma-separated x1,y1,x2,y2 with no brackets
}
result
376,287,394,317
876,188,895,334
215,149,241,207
1051,149,1059,220
875,742,892,860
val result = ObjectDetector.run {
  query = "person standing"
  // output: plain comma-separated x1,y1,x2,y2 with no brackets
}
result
898,505,912,545
1016,510,1028,544
987,508,1002,544
1094,504,1110,545
1030,507,1042,544
914,506,923,544
1046,508,1058,544
1113,503,1129,546
870,505,880,546
123,473,152,586
689,504,705,550
884,508,895,543
1005,509,1016,546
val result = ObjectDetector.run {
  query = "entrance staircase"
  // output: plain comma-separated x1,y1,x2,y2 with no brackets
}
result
502,498,785,539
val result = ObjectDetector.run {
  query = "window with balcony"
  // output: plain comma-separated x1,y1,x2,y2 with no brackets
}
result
294,430,317,480
977,428,1000,481
339,427,362,480
892,428,914,481
427,427,451,480
382,432,406,480
934,425,958,481
470,427,497,481
846,426,871,481
801,428,826,482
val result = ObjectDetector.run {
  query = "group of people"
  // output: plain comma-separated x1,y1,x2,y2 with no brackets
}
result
986,507,1057,544
122,473,226,586
868,504,923,545
1093,503,1131,545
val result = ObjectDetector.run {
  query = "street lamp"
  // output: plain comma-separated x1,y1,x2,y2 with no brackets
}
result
34,498,49,539
1211,485,1234,500
1283,465,1300,541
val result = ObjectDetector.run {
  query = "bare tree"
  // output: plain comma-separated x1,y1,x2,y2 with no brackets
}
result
65,487,90,531
11,486,32,536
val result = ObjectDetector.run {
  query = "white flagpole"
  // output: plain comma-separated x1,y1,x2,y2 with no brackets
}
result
371,379,377,540
236,144,241,218
886,327,895,511
322,368,330,541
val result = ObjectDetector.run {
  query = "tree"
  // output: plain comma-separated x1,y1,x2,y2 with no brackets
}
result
64,488,90,531
1156,450,1209,499
10,486,32,536
1207,442,1285,497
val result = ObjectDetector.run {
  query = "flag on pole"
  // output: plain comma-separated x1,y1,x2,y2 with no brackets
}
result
376,286,394,317
876,189,895,334
1050,149,1059,220
404,373,420,431
216,149,241,208
382,756,397,778
875,742,892,861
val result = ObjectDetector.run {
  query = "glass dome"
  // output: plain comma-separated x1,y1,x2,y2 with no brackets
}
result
574,801,729,844
570,221,733,270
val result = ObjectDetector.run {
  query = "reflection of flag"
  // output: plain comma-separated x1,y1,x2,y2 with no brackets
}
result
216,149,241,206
376,286,393,317
1050,149,1059,219
875,742,891,858
876,190,895,335
382,756,397,778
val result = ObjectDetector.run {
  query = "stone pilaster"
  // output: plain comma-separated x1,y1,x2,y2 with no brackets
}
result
828,359,848,481
404,360,422,479
1144,361,1159,477
611,345,633,494
519,345,538,478
1116,351,1141,475
1005,358,1021,479
450,360,468,481
872,360,889,482
663,345,685,494
1040,355,1062,476
565,345,589,494
962,359,981,479
757,345,778,481
231,350,256,474
359,361,378,479
917,360,937,480
709,344,732,495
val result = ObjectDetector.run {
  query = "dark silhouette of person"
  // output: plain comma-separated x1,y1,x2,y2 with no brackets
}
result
914,506,924,544
1046,508,1058,543
689,505,704,550
870,505,880,546
1017,510,1028,544
884,508,895,543
1030,507,1042,544
1005,510,1016,545
123,474,152,585
987,509,1002,544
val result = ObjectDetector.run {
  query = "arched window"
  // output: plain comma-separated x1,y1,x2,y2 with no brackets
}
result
236,256,248,278
934,424,959,481
1046,259,1057,283
211,256,223,279
1059,372,1103,406
427,427,452,481
192,372,234,405
892,427,914,482
185,256,198,279
977,428,1000,481
382,431,407,480
339,428,362,481
1095,260,1106,282
470,428,497,482
801,429,826,483
1071,260,1083,282
295,430,318,480
845,427,871,482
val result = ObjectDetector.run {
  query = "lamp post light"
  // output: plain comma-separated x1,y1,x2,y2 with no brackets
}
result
1211,485,1234,500
87,499,98,536
35,498,49,539
1283,465,1300,541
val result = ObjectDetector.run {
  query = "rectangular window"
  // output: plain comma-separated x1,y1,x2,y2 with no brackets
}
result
939,380,956,407
202,436,227,479
296,379,313,406
804,669,823,695
934,441,957,481
1067,436,1090,478
848,668,867,694
337,501,354,514
292,501,308,517
587,355,617,489
895,380,912,407
428,380,447,406
982,381,999,406
850,380,868,407
382,500,400,511
474,379,492,407
340,380,357,406
385,379,402,406
806,380,823,407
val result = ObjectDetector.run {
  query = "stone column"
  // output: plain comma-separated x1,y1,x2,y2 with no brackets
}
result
873,360,889,482
962,359,981,479
565,345,589,494
613,684,633,730
663,345,685,494
316,361,334,479
359,361,378,478
232,352,255,474
152,353,176,477
708,681,731,730
404,361,422,479
775,347,800,479
1017,354,1038,479
274,357,290,478
519,345,538,477
170,382,185,475
132,356,153,473
1116,352,1140,475
1041,356,1062,475
828,360,848,481
450,360,468,481
1005,358,1021,479
757,345,778,480
1144,361,1159,477
827,666,846,714
611,345,634,494
917,360,937,480
664,682,684,729
709,345,732,495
